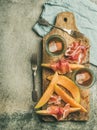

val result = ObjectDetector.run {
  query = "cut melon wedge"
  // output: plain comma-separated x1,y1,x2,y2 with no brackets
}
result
36,107,81,115
35,72,58,109
47,75,80,103
41,63,84,70
54,84,87,112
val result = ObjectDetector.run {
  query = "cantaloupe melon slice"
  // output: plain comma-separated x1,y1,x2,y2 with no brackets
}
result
36,107,81,115
54,84,87,112
47,75,80,103
35,72,58,109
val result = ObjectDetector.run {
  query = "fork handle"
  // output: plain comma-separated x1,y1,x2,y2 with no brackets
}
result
32,70,38,102
49,23,71,35
32,70,36,90
49,23,64,32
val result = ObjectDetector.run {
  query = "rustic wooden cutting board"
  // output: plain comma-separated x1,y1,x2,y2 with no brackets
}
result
41,12,90,121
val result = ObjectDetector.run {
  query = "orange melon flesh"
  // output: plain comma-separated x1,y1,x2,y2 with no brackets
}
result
36,110,50,115
47,75,80,103
36,107,81,115
54,84,87,113
41,63,84,70
69,64,84,70
35,72,58,109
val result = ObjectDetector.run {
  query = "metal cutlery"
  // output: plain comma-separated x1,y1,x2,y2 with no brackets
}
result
31,53,38,102
38,18,84,38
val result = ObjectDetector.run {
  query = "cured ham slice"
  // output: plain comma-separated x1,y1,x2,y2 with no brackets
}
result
50,59,70,74
41,59,84,74
48,94,61,105
65,42,89,64
47,104,70,120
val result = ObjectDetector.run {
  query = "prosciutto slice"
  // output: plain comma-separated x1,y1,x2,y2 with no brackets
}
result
47,104,70,120
48,94,61,105
50,59,71,74
65,42,89,64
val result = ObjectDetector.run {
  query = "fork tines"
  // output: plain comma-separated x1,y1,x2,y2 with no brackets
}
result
31,53,37,70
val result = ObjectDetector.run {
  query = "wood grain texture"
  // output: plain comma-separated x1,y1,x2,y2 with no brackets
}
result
41,12,90,121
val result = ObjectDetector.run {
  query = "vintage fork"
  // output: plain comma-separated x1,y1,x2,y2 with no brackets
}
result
38,18,84,38
31,53,38,102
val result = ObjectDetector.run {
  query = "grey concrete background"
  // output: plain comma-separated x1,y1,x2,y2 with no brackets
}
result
0,0,97,130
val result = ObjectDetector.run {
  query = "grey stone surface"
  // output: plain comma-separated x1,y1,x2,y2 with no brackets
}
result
0,0,97,130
